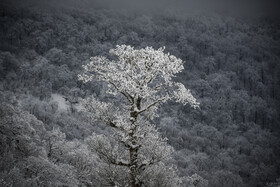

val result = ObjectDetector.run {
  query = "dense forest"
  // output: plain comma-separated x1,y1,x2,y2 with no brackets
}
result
0,0,280,186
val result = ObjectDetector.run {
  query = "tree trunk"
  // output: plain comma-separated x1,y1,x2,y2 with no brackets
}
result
130,147,138,187
129,96,142,187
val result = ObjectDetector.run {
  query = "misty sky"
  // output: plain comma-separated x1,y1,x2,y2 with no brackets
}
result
2,0,280,17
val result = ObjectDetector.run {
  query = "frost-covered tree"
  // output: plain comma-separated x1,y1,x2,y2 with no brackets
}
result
79,45,199,186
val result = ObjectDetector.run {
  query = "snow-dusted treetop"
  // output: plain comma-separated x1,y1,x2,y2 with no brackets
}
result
79,45,199,117
78,45,199,186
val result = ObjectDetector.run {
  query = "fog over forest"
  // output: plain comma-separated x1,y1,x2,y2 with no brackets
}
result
0,0,280,187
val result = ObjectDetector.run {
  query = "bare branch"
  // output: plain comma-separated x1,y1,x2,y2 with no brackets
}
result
106,121,126,132
108,80,133,104
97,148,130,167
137,97,167,115
138,157,156,171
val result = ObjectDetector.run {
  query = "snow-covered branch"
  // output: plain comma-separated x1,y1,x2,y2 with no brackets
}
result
137,97,167,115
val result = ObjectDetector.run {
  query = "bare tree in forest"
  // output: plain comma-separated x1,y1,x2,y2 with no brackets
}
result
79,45,199,186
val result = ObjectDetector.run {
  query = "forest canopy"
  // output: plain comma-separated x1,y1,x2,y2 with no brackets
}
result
0,0,280,186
